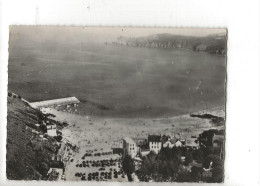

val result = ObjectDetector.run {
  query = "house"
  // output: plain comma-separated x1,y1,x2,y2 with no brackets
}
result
212,134,224,148
148,135,162,154
123,137,138,158
132,137,148,146
185,138,199,149
161,135,170,144
47,124,57,137
163,140,173,148
137,140,150,157
162,135,183,149
52,154,62,162
111,139,123,155
163,137,175,148
174,133,182,140
175,140,183,147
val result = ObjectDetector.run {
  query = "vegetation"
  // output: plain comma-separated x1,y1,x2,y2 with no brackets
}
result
176,170,191,182
135,129,224,183
137,148,182,182
202,154,224,182
54,135,62,142
6,96,62,180
191,167,201,182
122,155,135,181
184,150,193,165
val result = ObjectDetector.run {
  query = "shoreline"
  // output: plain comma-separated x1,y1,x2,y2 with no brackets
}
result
106,43,226,57
42,104,225,181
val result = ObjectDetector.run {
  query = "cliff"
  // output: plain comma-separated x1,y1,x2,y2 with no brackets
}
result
6,93,64,180
108,33,227,56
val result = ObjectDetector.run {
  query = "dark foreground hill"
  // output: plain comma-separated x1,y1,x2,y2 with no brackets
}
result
6,94,62,180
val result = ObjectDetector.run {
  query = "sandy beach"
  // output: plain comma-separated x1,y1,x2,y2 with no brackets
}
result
41,106,224,181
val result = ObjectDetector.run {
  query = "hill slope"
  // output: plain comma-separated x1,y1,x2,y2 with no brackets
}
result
111,33,227,55
6,95,60,180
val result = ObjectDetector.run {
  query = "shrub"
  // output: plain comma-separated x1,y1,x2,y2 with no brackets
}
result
54,135,62,142
127,173,133,182
211,165,224,183
40,125,47,133
191,167,202,182
177,170,191,182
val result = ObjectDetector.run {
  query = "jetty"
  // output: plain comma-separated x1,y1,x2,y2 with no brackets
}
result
30,97,80,108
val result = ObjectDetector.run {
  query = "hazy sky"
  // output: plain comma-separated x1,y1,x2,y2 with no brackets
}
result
10,26,226,44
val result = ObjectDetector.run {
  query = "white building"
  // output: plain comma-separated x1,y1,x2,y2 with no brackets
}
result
123,137,138,158
185,138,199,149
175,140,183,147
162,137,182,148
148,135,162,154
47,124,57,137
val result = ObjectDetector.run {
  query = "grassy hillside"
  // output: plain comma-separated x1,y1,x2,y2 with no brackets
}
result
6,94,61,180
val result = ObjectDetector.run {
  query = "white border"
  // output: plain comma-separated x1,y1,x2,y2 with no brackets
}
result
0,0,260,186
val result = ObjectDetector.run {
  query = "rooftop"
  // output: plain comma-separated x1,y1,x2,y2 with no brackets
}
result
185,138,199,147
124,137,135,144
148,135,161,142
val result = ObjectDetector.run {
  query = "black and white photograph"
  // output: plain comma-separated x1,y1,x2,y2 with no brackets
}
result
6,26,227,182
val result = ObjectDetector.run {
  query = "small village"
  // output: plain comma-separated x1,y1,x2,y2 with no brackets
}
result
42,111,224,182
44,128,224,182
10,94,224,182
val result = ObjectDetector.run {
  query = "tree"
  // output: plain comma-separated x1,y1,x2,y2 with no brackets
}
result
40,125,47,133
204,154,222,168
184,150,193,165
211,165,224,183
191,167,201,182
122,155,135,181
137,148,182,181
192,149,204,163
54,135,62,142
177,170,191,182
202,146,214,157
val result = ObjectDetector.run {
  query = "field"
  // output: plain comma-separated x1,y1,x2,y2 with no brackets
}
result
8,28,226,118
